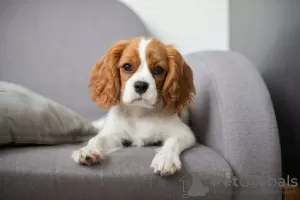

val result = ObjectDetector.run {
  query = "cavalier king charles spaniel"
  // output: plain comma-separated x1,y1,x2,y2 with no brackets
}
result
72,37,196,176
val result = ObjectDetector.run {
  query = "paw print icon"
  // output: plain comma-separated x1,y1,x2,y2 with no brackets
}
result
179,174,210,198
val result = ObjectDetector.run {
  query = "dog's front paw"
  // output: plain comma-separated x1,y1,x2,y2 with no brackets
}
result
72,147,104,166
150,151,181,176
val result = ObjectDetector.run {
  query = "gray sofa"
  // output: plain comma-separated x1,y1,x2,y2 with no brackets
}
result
0,1,282,200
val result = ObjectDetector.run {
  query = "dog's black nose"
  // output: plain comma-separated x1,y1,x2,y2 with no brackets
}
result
134,81,149,94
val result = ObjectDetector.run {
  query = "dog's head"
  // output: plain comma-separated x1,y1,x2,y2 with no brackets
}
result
89,37,195,114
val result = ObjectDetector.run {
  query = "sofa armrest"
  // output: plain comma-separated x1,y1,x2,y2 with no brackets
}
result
185,51,282,199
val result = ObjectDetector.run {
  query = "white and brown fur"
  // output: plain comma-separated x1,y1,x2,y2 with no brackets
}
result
72,37,196,176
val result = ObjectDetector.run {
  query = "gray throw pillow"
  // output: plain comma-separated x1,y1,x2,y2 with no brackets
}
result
0,81,97,146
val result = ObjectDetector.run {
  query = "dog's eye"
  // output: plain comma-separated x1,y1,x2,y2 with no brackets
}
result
153,66,164,75
123,64,132,72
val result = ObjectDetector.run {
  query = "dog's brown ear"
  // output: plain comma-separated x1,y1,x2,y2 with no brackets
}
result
162,45,195,114
89,40,129,109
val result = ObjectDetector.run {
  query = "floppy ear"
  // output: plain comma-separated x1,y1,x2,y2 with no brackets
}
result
89,40,129,109
162,45,195,114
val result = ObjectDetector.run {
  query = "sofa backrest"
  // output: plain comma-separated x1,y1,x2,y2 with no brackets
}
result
0,0,148,121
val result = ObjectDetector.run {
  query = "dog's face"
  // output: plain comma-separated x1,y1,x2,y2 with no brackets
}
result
89,37,195,114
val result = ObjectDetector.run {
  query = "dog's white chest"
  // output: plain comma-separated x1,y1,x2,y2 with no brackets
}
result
118,114,165,144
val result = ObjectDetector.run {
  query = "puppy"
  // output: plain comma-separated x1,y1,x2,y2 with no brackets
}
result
72,37,196,176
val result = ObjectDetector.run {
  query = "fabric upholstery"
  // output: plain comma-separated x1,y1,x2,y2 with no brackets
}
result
0,0,282,199
185,51,282,200
0,81,97,145
0,143,232,200
0,0,148,121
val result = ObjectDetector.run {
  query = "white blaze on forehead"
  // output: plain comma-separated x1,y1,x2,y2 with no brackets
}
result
134,38,153,84
138,38,151,71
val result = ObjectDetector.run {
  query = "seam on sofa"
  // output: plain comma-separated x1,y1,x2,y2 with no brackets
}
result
205,59,233,200
204,56,228,160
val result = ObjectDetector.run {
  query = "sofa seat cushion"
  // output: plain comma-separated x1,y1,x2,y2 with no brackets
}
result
0,143,232,200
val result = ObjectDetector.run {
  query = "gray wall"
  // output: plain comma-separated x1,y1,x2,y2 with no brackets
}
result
229,0,300,180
